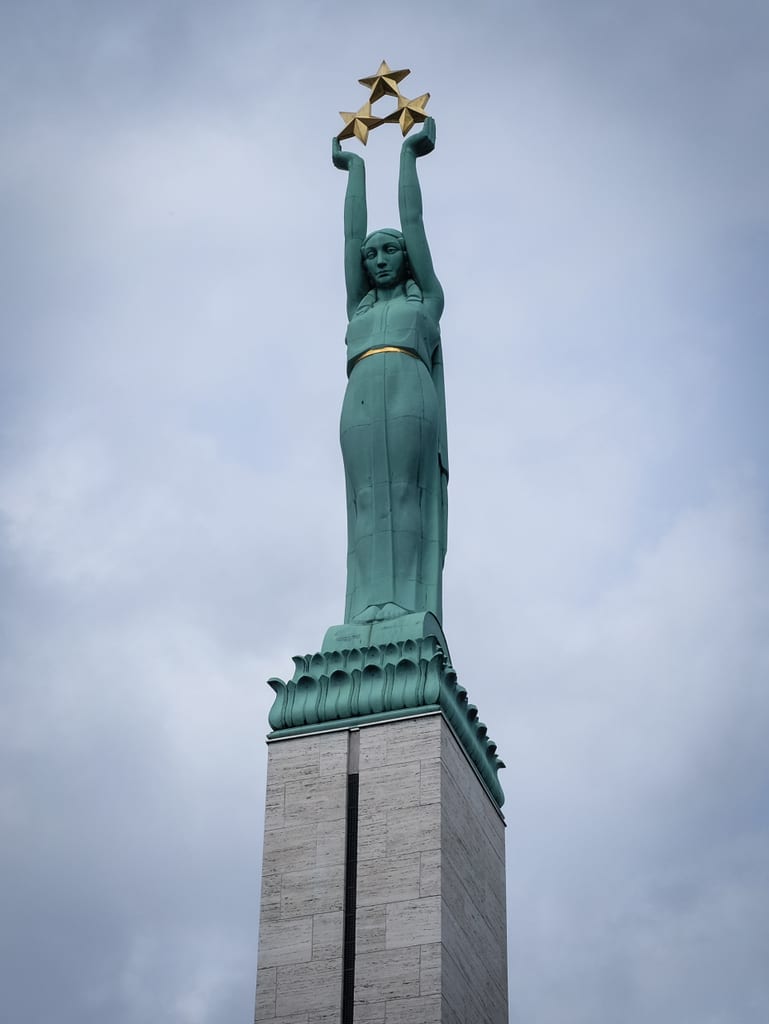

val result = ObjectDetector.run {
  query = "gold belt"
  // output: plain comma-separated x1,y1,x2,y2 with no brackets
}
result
352,345,419,368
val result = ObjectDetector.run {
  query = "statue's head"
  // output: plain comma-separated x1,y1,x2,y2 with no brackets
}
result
361,229,410,287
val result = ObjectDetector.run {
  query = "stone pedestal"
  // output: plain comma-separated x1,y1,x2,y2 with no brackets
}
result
253,713,508,1023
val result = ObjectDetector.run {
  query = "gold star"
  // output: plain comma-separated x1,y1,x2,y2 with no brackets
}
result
337,101,382,145
382,92,431,136
358,60,411,103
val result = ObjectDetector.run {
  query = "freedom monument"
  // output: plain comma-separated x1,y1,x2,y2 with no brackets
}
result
253,63,508,1023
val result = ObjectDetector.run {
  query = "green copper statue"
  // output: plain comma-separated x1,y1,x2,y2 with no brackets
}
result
332,117,448,626
266,102,504,807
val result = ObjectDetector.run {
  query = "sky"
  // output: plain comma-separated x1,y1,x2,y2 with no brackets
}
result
1,1,768,1021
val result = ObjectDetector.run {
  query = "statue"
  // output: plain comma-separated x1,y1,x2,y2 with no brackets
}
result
265,67,505,807
332,115,448,626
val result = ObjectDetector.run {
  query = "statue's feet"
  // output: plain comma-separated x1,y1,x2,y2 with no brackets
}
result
375,603,411,621
352,605,379,624
351,603,412,624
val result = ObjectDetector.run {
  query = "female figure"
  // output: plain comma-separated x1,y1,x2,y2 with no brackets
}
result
332,118,448,625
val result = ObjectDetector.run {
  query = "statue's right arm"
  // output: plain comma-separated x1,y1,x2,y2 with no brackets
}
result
333,138,368,320
398,119,444,321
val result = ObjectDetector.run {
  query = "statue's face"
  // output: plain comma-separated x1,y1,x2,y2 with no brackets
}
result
362,232,407,287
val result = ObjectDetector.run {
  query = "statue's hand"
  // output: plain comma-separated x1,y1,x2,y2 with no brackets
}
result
332,137,363,171
402,117,436,158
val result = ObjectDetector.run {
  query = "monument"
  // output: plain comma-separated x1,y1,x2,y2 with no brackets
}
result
253,63,508,1023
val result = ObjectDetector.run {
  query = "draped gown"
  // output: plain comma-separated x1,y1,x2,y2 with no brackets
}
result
340,288,448,624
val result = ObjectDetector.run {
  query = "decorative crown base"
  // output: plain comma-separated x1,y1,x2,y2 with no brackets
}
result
267,618,505,808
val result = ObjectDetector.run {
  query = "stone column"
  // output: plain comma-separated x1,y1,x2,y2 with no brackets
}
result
253,713,508,1023
253,729,349,1023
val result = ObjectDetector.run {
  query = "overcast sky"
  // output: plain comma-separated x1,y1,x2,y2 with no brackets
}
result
1,1,768,1022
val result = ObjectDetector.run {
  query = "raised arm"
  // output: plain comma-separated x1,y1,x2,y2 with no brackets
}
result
332,138,369,321
398,117,444,319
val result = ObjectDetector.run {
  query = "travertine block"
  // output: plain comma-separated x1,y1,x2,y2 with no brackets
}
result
441,996,463,1024
357,760,420,815
355,946,421,1003
386,802,440,855
419,756,441,804
383,993,442,1023
419,849,441,897
253,965,276,1021
257,918,313,968
355,1002,386,1022
275,957,342,1017
383,714,441,765
316,818,345,865
262,822,317,870
419,941,441,994
259,871,282,924
385,896,441,948
319,731,349,775
279,863,344,917
439,945,468,1021
312,910,344,959
267,736,320,784
358,726,387,769
264,778,285,829
283,774,346,825
356,904,386,953
443,898,506,1013
356,852,421,907
356,812,387,861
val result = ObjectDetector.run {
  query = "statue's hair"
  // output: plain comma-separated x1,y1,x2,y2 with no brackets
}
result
358,228,422,309
362,228,406,251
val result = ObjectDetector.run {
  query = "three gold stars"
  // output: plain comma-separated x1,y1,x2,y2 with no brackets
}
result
337,60,430,145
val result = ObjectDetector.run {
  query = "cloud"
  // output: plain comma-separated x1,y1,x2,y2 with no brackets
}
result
1,1,767,1021
503,486,769,1022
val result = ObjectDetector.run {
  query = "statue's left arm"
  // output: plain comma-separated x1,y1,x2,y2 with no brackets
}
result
398,117,444,321
399,118,448,555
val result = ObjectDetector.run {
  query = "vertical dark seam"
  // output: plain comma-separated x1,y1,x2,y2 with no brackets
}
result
341,733,360,1023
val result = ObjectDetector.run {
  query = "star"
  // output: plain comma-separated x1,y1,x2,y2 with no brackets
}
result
358,60,411,103
382,92,431,136
337,101,382,145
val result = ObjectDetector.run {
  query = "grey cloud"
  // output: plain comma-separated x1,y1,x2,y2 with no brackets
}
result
1,1,768,1021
